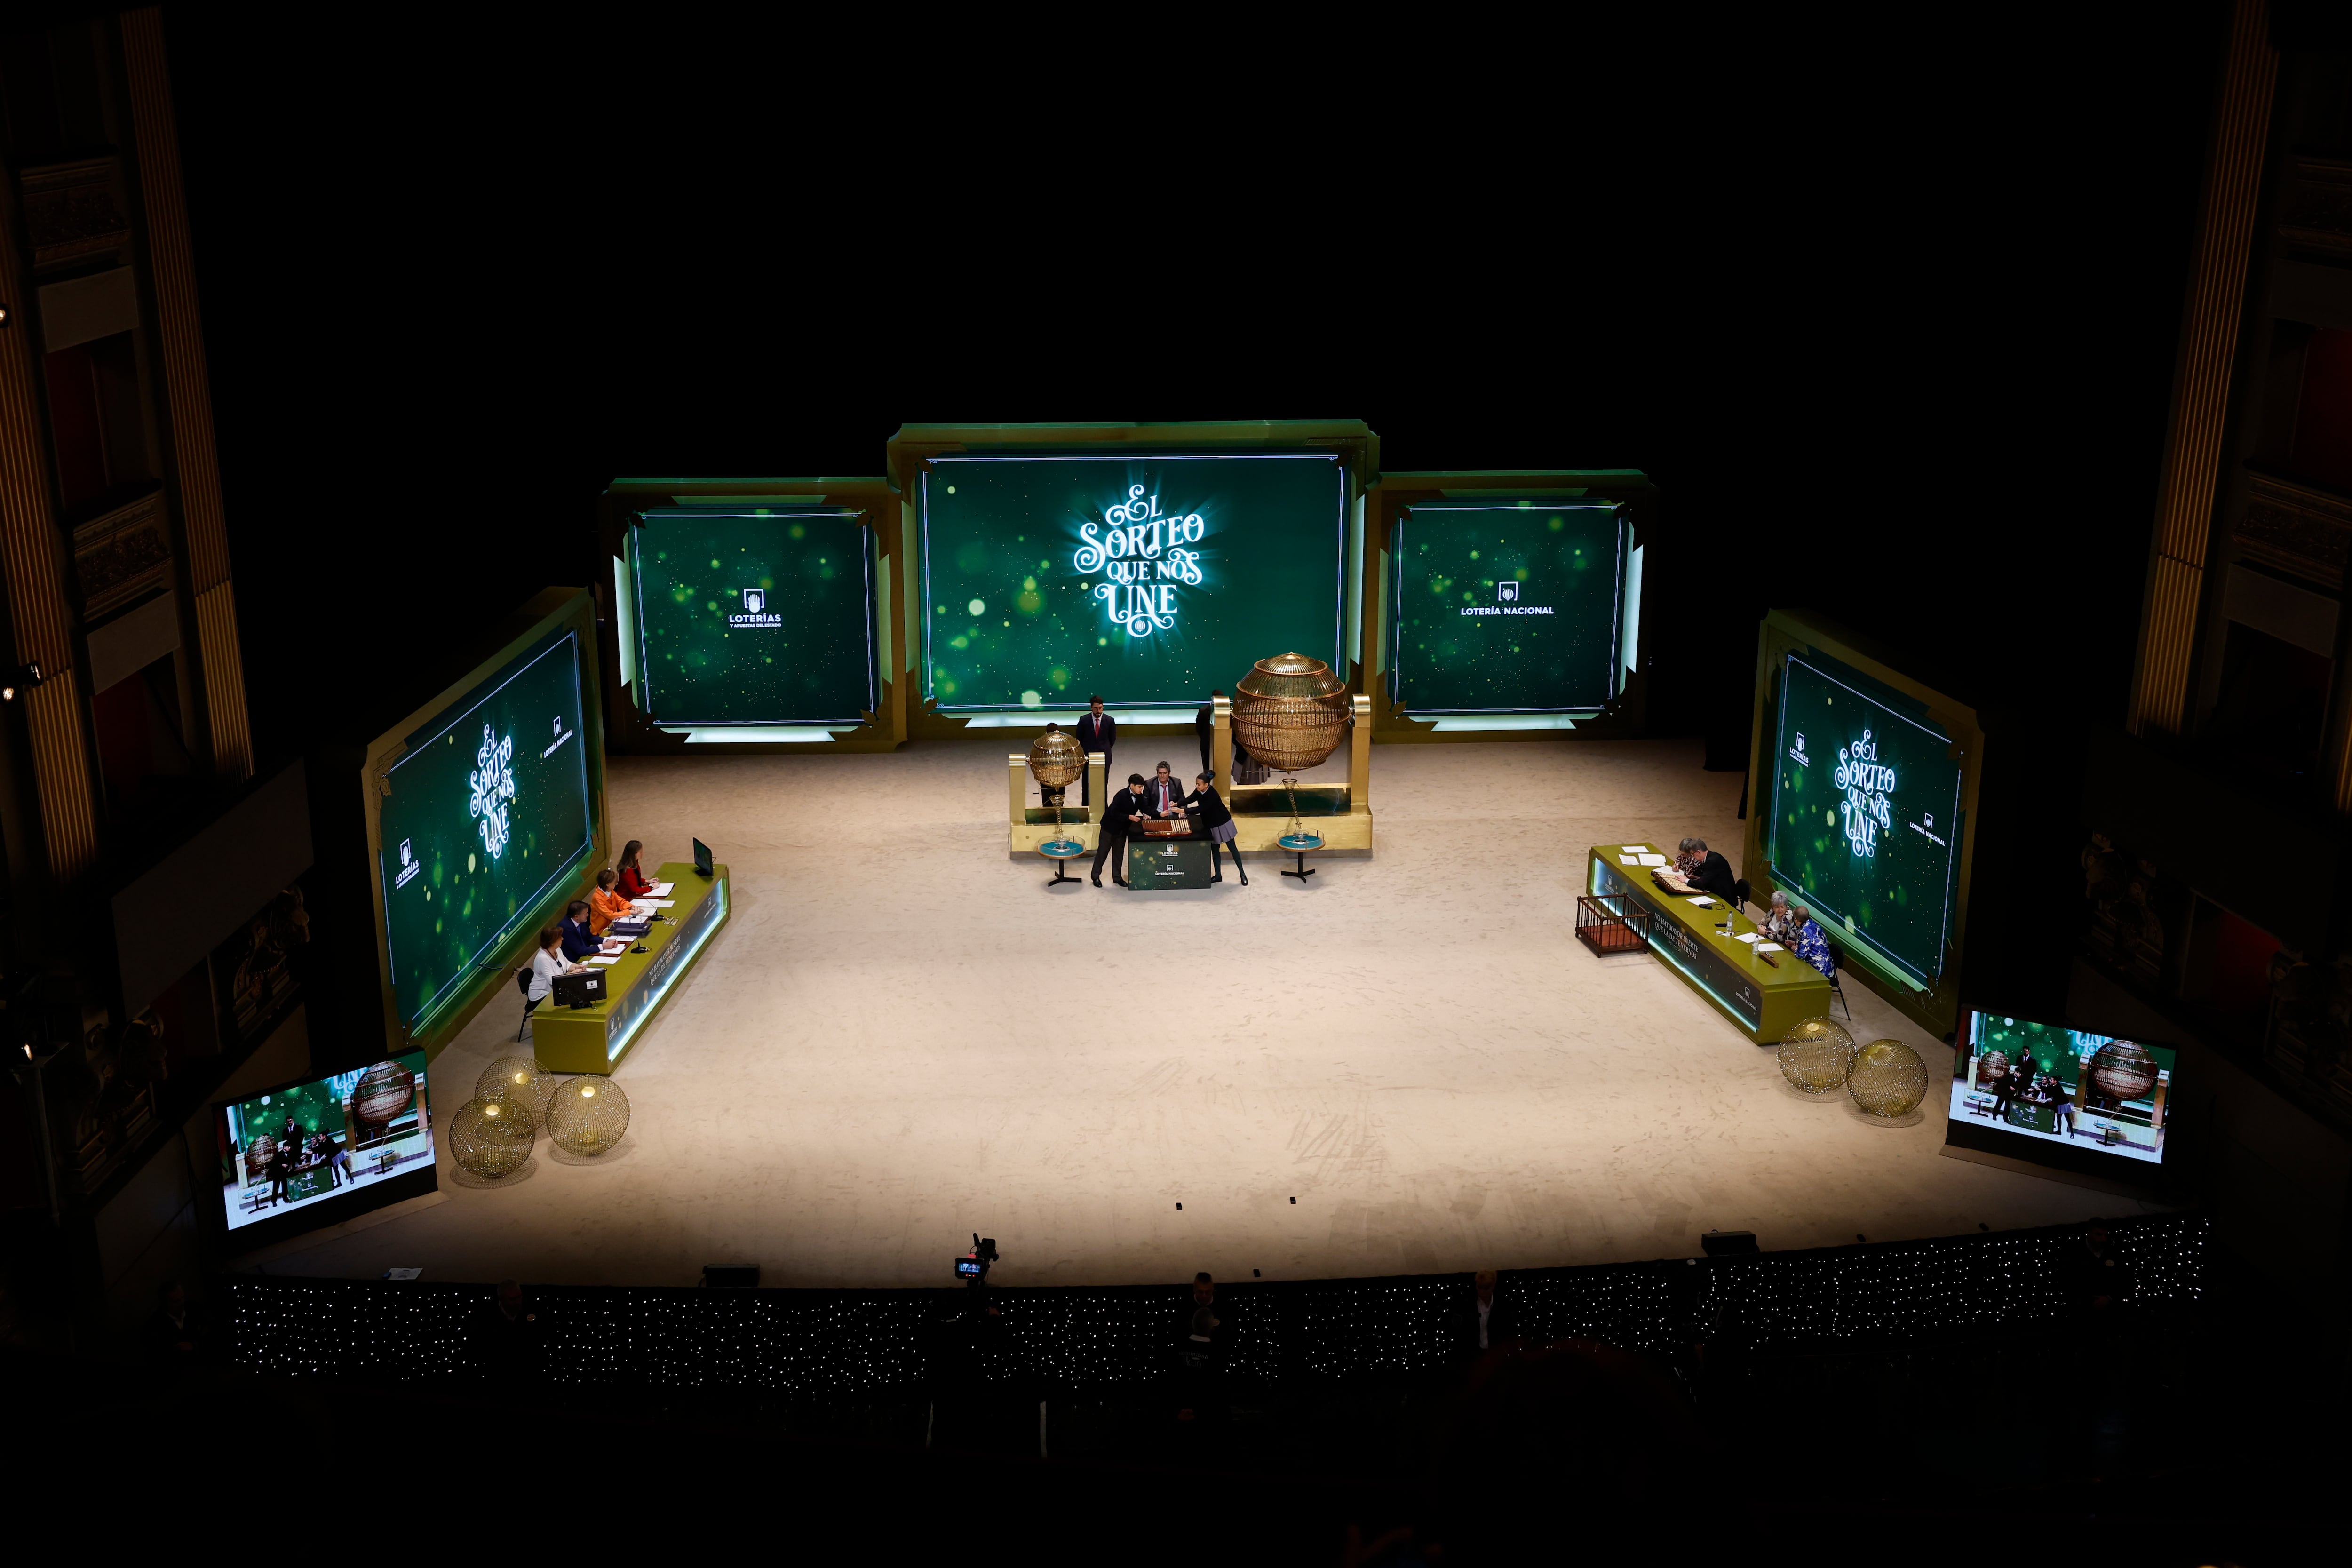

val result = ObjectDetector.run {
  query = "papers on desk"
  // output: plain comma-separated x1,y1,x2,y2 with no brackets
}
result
1689,895,1714,907
1619,855,1642,866
1734,931,1760,943
1637,853,1667,866
651,882,675,897
587,956,621,966
1756,942,1785,953
642,899,676,909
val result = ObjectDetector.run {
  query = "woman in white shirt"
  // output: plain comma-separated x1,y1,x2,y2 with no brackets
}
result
520,923,586,1039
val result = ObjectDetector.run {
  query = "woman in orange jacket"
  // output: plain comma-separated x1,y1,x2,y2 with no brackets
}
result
587,867,635,936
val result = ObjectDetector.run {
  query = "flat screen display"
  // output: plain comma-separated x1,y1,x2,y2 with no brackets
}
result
920,453,1349,711
379,631,594,1031
1389,499,1631,714
628,508,875,725
216,1052,433,1233
1952,1011,2174,1166
1766,651,1964,984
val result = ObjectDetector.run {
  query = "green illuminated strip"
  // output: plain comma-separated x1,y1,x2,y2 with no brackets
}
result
607,878,729,1062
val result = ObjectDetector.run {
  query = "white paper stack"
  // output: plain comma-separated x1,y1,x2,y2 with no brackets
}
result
587,955,621,967
1638,853,1668,866
1735,931,1760,943
1690,896,1714,907
1756,942,1785,953
1622,845,1652,855
651,882,675,897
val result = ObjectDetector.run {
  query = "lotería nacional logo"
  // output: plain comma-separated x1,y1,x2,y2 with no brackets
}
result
728,587,781,629
1789,732,1810,768
1498,580,1520,602
394,837,421,889
469,724,516,859
1461,579,1553,616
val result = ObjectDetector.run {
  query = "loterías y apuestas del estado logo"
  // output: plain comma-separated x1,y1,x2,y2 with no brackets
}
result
729,587,781,628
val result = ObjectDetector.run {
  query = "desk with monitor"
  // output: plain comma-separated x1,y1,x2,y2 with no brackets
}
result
531,859,731,1073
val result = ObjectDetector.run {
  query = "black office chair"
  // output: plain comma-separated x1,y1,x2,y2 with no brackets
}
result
1732,878,1754,915
514,965,538,1042
1822,939,1851,1020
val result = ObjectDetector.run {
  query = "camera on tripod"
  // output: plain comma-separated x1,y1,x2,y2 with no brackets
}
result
954,1234,998,1285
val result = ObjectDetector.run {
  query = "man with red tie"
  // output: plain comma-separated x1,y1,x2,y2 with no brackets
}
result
1144,761,1186,819
1075,697,1116,805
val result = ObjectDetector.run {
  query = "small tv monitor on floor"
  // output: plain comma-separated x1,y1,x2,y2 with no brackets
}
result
1945,1009,2176,1181
214,1051,437,1251
693,837,714,877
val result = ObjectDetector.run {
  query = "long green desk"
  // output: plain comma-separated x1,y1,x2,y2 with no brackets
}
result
1588,844,1830,1045
532,860,730,1074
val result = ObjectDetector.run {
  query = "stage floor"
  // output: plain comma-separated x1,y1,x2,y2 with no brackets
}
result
262,736,2154,1288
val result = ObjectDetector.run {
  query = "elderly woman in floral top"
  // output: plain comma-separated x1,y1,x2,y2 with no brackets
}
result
1789,903,1836,980
1759,890,1797,944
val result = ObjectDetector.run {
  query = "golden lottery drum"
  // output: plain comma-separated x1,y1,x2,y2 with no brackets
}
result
2087,1040,2159,1102
447,1097,534,1178
351,1061,416,1125
1848,1039,1930,1118
1976,1051,2009,1088
477,1057,556,1124
1231,653,1351,774
1778,1016,1857,1095
1026,726,1087,790
546,1075,631,1157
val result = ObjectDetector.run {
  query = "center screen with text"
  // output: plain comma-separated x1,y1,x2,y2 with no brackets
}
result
378,632,593,1030
920,453,1349,711
1766,651,1964,985
1389,500,1633,715
216,1053,433,1233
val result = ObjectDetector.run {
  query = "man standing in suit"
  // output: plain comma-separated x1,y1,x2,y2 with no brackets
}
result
1093,774,1149,887
1144,761,1186,819
1195,690,1219,783
1076,696,1116,805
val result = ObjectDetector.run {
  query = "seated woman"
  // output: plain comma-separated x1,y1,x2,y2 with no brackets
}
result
587,868,634,935
1759,890,1797,944
521,923,588,1036
1788,902,1836,980
615,839,655,900
559,900,601,961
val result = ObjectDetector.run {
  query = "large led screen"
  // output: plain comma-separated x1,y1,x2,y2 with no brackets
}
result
378,631,593,1030
1389,500,1630,714
920,453,1348,712
629,508,875,725
1766,651,1963,984
216,1052,433,1233
1952,1012,2174,1167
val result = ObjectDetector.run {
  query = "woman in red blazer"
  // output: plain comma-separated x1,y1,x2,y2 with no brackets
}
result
615,839,654,899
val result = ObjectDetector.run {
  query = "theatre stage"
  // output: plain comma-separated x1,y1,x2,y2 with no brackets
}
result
261,737,2148,1288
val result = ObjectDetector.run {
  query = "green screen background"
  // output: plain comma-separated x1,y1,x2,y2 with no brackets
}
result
631,509,875,724
1390,501,1624,713
1767,652,1964,982
379,632,592,1028
921,454,1347,711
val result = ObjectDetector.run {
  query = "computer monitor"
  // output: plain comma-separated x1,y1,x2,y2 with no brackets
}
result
693,837,713,878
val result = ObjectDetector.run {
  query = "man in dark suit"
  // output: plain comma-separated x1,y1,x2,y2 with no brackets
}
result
1075,696,1116,804
1093,774,1149,887
1454,1269,1520,1362
1669,837,1741,904
1195,690,1219,783
1143,761,1186,819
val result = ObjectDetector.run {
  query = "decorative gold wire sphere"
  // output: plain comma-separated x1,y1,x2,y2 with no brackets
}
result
447,1097,535,1178
477,1057,556,1124
351,1060,416,1126
546,1075,631,1157
1848,1038,1930,1118
1231,653,1352,774
2087,1039,2159,1102
1025,725,1087,790
1778,1016,1858,1095
1976,1051,2010,1088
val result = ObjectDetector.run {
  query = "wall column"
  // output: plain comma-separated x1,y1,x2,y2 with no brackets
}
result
2127,0,2278,738
120,7,251,783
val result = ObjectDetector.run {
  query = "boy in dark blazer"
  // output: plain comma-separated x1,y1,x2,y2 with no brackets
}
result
1093,775,1149,887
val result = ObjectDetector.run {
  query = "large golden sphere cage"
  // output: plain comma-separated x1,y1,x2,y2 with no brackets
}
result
1976,1050,2010,1089
1848,1038,1930,1118
2087,1039,2159,1102
447,1097,534,1178
1777,1016,1858,1096
477,1057,557,1126
1232,653,1352,775
546,1075,631,1157
350,1060,416,1128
